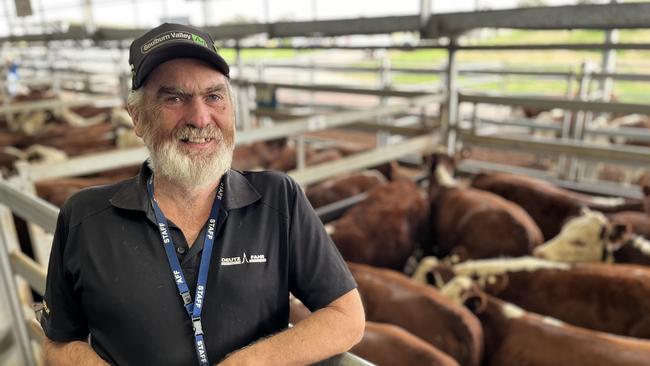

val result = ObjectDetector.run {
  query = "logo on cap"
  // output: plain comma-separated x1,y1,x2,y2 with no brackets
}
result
191,34,207,47
141,31,209,54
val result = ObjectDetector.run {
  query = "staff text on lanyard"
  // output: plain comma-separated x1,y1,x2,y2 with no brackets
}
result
147,176,224,366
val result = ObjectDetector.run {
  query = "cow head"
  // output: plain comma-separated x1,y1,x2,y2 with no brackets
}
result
440,275,488,314
643,185,650,215
533,207,627,263
411,256,455,288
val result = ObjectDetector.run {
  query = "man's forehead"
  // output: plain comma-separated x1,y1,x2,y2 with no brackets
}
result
156,83,228,95
145,58,228,89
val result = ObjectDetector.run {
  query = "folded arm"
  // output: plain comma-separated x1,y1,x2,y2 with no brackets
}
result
43,339,109,366
218,288,365,366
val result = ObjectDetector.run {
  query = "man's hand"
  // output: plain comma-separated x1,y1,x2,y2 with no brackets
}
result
217,289,364,366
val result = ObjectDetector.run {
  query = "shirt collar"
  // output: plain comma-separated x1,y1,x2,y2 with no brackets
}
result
109,162,261,214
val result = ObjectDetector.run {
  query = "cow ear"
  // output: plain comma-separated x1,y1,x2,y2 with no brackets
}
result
580,206,591,216
484,273,510,295
608,224,628,242
642,185,650,215
450,246,469,263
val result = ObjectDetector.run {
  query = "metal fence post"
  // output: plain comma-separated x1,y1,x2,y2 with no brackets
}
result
0,205,38,366
376,50,392,148
557,71,575,179
567,61,593,181
296,135,306,171
445,37,459,155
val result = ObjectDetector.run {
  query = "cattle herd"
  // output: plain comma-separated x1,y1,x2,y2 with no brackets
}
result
3,91,650,365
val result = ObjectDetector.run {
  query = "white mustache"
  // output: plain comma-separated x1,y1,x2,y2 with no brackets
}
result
173,125,222,142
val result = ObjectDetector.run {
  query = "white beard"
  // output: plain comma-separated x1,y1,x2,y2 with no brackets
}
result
143,123,234,190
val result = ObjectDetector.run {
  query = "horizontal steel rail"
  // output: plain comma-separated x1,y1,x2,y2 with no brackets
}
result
458,131,650,167
477,117,562,131
289,134,437,186
459,93,650,114
0,95,122,114
10,251,46,295
17,147,150,182
0,180,58,233
457,43,650,51
250,63,446,75
234,80,434,98
457,159,643,199
584,126,650,142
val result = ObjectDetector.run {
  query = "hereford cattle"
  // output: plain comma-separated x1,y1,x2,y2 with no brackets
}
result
467,291,650,366
349,262,483,366
305,170,386,208
32,122,117,156
232,141,284,171
418,256,650,339
606,114,650,147
36,166,140,207
428,154,543,259
269,145,343,172
327,179,428,270
471,171,645,240
530,208,650,265
290,298,459,366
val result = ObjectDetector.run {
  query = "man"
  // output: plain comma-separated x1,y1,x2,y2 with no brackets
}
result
40,23,364,365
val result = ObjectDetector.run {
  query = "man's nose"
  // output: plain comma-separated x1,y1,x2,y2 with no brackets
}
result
184,98,212,128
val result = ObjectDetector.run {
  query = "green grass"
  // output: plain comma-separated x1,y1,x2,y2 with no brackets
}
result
214,29,650,103
465,78,570,96
385,29,650,102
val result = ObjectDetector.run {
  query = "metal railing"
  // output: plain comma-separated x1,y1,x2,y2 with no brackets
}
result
0,177,376,366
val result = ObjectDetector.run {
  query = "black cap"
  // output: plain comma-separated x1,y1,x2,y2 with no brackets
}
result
128,23,230,90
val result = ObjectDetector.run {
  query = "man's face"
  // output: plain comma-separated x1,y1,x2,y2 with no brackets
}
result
133,58,235,189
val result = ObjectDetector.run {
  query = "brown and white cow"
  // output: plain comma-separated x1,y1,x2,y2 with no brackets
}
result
428,154,543,259
232,141,285,171
471,172,645,240
327,180,429,270
35,166,140,207
290,298,460,366
305,170,387,208
348,262,483,366
440,277,650,366
530,208,650,265
417,256,650,339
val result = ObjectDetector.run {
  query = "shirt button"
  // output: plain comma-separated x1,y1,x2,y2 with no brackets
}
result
176,246,186,255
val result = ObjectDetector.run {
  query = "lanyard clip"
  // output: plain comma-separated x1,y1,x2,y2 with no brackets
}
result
192,317,204,336
181,291,192,306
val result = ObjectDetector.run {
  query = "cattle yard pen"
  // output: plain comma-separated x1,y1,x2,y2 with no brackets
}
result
3,2,650,365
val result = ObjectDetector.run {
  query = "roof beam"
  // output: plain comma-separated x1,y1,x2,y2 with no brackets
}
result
2,3,650,43
424,3,650,37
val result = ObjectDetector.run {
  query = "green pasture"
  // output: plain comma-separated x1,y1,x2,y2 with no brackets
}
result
221,29,650,102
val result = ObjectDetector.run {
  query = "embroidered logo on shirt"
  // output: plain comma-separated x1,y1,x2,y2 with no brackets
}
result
221,252,267,266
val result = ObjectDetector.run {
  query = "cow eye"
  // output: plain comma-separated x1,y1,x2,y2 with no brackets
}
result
571,239,587,247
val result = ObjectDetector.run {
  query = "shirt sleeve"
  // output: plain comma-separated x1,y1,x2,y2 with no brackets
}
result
287,180,357,312
40,207,89,342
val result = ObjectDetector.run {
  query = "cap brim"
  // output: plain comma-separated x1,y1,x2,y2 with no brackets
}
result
133,42,230,89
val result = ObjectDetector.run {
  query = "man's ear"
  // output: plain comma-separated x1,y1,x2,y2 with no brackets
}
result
127,105,143,137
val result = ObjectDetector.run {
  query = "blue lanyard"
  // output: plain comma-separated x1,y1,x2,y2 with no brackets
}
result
147,175,224,366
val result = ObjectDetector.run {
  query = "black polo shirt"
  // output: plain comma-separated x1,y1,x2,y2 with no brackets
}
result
41,163,356,365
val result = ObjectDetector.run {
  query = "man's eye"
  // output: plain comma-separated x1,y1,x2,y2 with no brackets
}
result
207,94,223,102
167,96,183,103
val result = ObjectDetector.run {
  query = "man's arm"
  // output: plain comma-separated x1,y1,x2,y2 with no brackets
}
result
218,288,365,366
43,339,108,366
